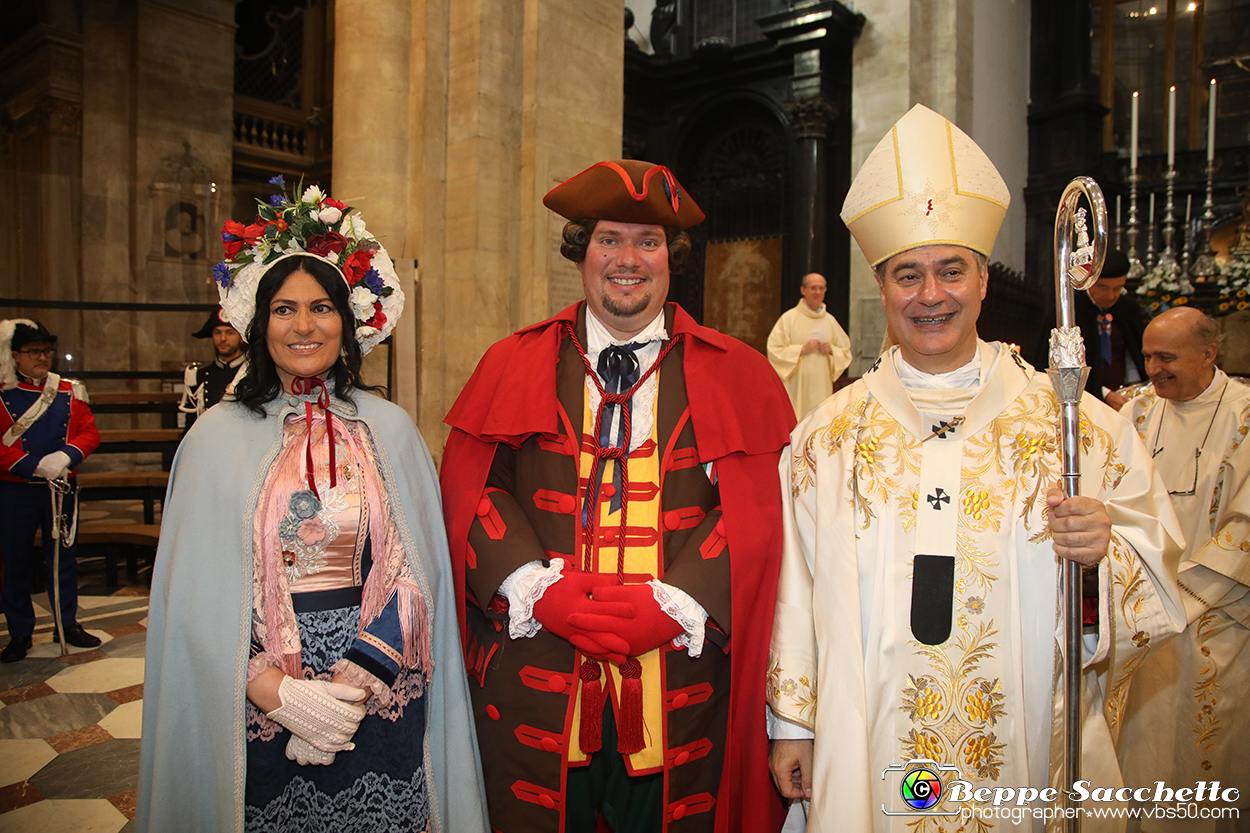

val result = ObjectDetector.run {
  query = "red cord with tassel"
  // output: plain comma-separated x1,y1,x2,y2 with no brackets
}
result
578,659,604,753
617,657,645,755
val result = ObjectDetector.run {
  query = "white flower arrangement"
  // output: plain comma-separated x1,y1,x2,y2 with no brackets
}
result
1215,256,1250,316
1135,262,1194,318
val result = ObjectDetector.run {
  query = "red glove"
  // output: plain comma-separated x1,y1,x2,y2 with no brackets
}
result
532,566,614,645
566,583,685,660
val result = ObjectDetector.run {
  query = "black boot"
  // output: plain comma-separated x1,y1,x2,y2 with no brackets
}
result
53,623,102,649
1,635,33,663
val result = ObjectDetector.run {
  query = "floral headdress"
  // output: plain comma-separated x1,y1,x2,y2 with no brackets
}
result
214,176,404,355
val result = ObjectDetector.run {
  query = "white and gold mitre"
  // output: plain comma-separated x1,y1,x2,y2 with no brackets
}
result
841,104,1010,267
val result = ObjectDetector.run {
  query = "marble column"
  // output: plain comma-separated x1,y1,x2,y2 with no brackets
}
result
333,0,419,417
331,0,622,452
784,88,836,285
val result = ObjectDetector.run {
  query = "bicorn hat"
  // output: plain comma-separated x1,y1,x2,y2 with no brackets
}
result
544,160,704,229
1,319,55,389
192,306,235,339
841,104,1010,268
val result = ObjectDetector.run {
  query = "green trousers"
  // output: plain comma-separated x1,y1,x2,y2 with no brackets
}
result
564,703,664,833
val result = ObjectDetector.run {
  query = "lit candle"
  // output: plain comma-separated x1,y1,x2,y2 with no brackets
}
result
1149,191,1155,225
1131,92,1139,173
1167,86,1176,167
1208,79,1217,162
1186,193,1192,227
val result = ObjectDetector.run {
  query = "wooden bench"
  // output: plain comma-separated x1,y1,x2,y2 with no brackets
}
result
77,472,169,524
33,522,162,588
89,391,183,415
95,428,183,469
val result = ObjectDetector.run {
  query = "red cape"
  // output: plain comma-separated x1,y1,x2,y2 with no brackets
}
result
441,303,793,833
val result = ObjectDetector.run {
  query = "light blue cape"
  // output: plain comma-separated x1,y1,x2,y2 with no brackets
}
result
137,391,488,832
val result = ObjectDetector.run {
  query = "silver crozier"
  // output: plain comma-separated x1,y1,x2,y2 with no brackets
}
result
1048,176,1108,831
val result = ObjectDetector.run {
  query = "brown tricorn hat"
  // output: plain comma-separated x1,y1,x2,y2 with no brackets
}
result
543,160,705,229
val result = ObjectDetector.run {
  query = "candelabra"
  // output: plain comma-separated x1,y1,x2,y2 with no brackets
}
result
1126,173,1145,278
1145,204,1156,271
1189,161,1222,280
1157,167,1179,276
1114,200,1122,252
1181,216,1191,275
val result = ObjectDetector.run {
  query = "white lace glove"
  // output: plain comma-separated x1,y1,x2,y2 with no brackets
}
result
286,734,338,766
34,451,71,481
265,677,367,753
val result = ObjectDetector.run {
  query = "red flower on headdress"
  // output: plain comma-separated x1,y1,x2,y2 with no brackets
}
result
221,219,265,259
306,232,349,257
343,249,375,286
322,197,346,211
366,301,387,329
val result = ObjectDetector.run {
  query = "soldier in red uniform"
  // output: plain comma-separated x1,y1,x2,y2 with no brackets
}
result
0,320,101,663
441,160,794,833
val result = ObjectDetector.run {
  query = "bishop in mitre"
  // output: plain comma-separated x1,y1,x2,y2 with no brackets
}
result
766,104,1185,832
1117,307,1250,830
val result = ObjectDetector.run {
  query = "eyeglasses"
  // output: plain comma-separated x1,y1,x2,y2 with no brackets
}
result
17,348,55,358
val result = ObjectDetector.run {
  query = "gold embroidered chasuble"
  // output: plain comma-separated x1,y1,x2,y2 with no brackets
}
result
768,341,1185,832
1117,372,1250,826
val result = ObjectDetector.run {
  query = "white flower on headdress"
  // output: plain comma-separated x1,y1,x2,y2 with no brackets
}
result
317,205,342,225
302,185,326,204
349,286,375,320
348,214,367,239
356,325,380,342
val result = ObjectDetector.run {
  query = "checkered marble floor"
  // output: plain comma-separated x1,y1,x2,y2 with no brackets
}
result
0,586,150,832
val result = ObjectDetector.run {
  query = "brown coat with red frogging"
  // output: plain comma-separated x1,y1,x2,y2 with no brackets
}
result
441,303,793,833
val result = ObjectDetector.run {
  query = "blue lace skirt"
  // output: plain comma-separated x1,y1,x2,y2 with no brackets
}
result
244,603,430,833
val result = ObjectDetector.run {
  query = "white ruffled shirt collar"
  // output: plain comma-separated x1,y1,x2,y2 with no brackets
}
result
584,308,669,354
583,308,668,453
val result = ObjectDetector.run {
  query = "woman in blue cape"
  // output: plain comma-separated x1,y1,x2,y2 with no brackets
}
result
137,184,487,833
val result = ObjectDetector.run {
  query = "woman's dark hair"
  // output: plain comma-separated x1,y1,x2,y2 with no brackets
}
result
233,255,382,415
559,218,691,275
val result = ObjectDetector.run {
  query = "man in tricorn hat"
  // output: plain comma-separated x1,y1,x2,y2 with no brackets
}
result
0,319,102,662
441,160,793,832
178,305,246,428
766,106,1185,830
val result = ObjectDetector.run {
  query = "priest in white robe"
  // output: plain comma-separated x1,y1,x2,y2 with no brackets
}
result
1117,307,1250,831
766,104,1186,833
767,273,852,419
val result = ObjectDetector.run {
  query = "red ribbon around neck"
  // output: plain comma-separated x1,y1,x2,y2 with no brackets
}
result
289,376,337,499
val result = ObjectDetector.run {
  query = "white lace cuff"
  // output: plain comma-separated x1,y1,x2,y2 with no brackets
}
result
499,558,566,639
767,704,815,740
648,579,707,657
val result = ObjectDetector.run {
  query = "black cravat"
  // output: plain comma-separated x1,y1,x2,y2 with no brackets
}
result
590,343,643,517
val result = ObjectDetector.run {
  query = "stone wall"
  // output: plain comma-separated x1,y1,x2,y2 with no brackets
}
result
331,0,623,452
1,0,235,398
844,0,1030,375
